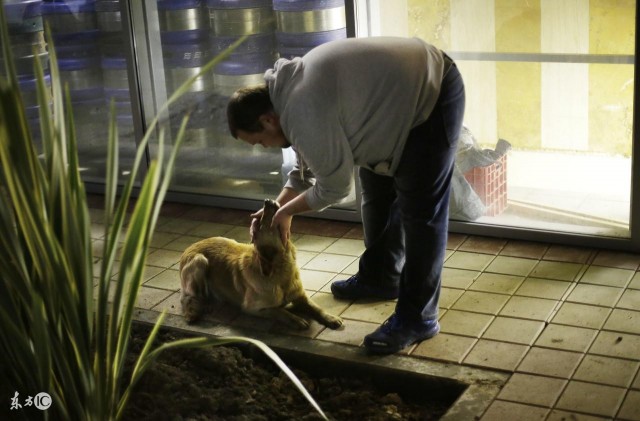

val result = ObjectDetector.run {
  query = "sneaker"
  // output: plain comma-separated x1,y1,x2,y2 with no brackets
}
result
331,274,399,300
364,313,440,354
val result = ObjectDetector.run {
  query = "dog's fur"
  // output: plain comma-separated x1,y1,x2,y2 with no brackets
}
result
179,199,343,330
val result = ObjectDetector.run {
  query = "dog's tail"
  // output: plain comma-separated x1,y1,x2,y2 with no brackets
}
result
180,253,209,324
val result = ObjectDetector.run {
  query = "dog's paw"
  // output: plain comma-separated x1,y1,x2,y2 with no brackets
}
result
323,314,343,329
181,294,204,324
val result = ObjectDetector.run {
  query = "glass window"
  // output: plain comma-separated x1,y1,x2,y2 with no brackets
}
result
359,0,635,238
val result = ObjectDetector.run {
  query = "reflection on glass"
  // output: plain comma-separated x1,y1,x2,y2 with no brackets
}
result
397,0,634,237
152,0,355,208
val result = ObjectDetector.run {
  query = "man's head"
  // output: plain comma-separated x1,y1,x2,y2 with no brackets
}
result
227,84,290,149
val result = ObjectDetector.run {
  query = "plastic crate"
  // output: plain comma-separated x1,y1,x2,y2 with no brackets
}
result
463,154,507,217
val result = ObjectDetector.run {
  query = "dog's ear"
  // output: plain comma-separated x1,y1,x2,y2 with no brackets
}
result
256,245,278,277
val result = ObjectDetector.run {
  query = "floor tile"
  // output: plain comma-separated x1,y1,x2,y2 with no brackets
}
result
629,272,640,289
566,284,624,307
323,238,365,256
136,286,174,310
151,291,182,316
187,221,235,238
341,259,359,275
604,309,640,334
551,302,611,329
469,273,525,295
223,226,251,243
315,318,378,347
439,309,494,337
555,381,626,418
439,287,464,309
452,290,510,315
149,231,180,249
592,250,640,270
441,267,480,289
164,235,205,252
500,240,549,259
458,235,506,254
292,234,336,252
618,289,640,311
480,400,548,421
633,370,640,389
515,277,572,300
484,256,538,277
446,232,467,249
274,319,327,339
498,373,566,407
156,217,202,234
517,347,582,378
411,333,476,363
298,269,336,291
482,316,545,345
342,224,364,240
463,339,528,371
589,331,640,360
144,268,180,291
534,324,598,353
146,249,182,268
500,296,559,321
295,250,319,267
530,261,584,281
341,300,395,324
578,265,634,288
573,354,639,387
543,245,593,264
617,389,640,420
444,251,495,271
142,265,166,283
303,253,357,273
547,410,610,421
309,291,352,317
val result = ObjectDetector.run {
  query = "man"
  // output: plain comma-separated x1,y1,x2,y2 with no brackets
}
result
226,36,465,354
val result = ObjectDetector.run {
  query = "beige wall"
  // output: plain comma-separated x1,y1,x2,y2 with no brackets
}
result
408,0,635,156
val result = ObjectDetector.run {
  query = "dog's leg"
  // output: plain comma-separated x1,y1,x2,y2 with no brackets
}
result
289,296,343,329
180,254,209,324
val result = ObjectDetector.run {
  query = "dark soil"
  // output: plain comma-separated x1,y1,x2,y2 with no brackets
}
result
121,324,452,421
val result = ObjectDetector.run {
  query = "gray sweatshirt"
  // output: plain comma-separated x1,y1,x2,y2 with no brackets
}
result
264,36,445,211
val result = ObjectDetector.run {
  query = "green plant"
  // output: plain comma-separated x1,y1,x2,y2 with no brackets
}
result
0,4,326,420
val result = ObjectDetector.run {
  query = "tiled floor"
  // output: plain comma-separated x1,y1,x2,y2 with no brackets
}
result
89,198,640,420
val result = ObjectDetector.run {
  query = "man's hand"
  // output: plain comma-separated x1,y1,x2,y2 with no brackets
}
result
249,208,263,243
271,207,293,246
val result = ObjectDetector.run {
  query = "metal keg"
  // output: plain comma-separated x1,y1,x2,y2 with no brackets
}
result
101,56,129,101
95,0,121,33
41,0,98,34
58,56,104,101
162,39,213,94
273,0,346,58
2,1,49,76
207,0,275,37
158,0,208,43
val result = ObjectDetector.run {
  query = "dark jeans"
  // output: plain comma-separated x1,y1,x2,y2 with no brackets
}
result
357,64,465,322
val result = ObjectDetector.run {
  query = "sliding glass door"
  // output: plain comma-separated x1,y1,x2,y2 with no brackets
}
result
356,0,636,248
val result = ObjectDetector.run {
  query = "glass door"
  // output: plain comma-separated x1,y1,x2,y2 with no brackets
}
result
129,0,358,216
355,0,636,248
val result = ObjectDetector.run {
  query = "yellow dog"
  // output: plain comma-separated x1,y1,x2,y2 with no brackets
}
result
180,199,343,330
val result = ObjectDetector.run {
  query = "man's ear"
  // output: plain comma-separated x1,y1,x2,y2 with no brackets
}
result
259,111,279,130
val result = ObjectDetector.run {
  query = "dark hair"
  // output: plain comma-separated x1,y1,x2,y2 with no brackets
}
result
226,84,274,138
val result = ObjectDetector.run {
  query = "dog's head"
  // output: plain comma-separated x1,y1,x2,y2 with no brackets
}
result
254,199,286,276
